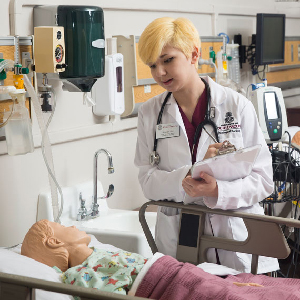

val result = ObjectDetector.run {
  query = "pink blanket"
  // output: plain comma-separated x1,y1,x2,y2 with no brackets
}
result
135,255,300,300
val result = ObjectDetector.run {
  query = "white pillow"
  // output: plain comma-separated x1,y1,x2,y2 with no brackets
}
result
88,234,120,252
0,248,72,300
0,235,119,300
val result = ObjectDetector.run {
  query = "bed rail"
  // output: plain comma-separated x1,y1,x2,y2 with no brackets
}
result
0,272,145,300
139,200,300,274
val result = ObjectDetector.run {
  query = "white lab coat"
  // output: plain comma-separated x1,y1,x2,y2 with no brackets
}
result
134,76,279,273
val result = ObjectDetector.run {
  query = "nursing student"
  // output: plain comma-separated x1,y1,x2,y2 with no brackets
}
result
134,17,279,274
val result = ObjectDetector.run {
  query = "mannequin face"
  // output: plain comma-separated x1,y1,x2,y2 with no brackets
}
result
49,222,91,246
21,220,93,272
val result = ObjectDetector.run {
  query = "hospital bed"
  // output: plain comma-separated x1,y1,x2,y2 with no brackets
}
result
1,201,300,300
139,200,300,275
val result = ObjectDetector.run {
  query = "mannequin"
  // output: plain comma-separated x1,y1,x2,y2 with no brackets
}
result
21,219,147,295
22,220,300,299
21,219,93,272
292,131,300,146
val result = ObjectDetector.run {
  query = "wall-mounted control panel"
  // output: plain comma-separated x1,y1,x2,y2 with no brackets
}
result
34,26,66,73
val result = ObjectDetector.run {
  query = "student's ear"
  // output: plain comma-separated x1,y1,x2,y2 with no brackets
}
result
46,237,65,249
191,46,200,64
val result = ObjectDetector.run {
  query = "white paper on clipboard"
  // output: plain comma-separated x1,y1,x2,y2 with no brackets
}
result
190,144,262,181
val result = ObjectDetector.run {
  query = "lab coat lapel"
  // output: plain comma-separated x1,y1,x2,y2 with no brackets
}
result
196,76,225,161
196,123,218,161
165,94,188,140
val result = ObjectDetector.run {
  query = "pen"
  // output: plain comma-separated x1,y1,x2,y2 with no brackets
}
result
202,126,218,143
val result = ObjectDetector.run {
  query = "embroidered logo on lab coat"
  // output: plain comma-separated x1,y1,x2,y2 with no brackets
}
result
218,112,241,135
225,112,234,123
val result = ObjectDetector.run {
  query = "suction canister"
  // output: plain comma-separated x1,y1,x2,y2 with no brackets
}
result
34,5,105,92
4,89,34,156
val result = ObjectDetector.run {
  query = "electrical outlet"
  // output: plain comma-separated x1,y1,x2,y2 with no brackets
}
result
144,85,151,94
22,52,33,72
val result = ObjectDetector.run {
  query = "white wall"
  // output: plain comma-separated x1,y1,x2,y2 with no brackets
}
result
1,0,300,246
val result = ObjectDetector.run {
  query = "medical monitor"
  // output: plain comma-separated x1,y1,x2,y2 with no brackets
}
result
265,92,279,120
249,86,288,143
255,13,285,66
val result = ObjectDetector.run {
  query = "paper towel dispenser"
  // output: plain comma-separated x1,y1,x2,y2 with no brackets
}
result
34,5,105,92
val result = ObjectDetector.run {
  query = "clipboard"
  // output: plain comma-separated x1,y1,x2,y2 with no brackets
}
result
190,144,262,181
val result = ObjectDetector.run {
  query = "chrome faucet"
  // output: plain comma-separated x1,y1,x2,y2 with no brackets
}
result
92,148,114,217
77,149,114,221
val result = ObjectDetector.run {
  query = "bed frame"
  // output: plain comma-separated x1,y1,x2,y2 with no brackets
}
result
139,200,300,274
1,200,300,300
0,272,143,300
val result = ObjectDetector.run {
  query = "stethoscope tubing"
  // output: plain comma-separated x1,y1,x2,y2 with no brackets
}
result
151,78,219,165
153,92,172,152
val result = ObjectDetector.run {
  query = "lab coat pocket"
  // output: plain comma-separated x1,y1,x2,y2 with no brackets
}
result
155,211,180,257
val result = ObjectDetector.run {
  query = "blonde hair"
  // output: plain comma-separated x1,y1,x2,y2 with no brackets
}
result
21,219,69,272
138,17,201,67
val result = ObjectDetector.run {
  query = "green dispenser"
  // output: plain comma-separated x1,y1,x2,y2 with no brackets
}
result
57,6,105,92
33,5,105,93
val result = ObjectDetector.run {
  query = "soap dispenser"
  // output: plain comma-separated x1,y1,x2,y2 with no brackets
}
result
4,89,34,155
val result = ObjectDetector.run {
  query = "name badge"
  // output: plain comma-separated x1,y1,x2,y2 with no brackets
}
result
156,123,180,139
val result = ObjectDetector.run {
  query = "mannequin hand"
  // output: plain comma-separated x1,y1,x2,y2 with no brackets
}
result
203,143,223,160
182,172,218,198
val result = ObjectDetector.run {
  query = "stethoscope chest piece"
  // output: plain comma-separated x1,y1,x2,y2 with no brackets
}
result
149,78,218,166
150,151,160,166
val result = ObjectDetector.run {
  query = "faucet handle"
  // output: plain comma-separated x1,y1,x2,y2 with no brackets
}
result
99,184,114,199
78,193,87,213
79,192,86,207
77,193,88,221
107,184,114,198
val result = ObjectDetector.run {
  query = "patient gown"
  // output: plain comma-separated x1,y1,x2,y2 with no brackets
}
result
61,248,147,295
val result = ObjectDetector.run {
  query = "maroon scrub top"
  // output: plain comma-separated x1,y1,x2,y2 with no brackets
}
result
178,87,207,164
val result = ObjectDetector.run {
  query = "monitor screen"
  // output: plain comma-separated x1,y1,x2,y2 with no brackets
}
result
265,92,278,120
255,13,285,66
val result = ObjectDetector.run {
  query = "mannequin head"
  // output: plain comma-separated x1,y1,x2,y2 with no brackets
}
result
21,219,92,272
138,17,201,68
292,131,300,147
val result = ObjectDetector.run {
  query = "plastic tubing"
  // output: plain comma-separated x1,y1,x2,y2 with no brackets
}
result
0,86,17,128
0,99,15,128
41,87,64,221
210,62,218,85
0,60,16,127
23,74,61,223
198,58,218,84
0,59,14,73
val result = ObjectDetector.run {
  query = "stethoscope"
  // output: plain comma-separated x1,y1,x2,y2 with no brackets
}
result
150,78,220,166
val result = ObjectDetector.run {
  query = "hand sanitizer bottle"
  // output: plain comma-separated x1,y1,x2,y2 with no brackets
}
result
4,89,34,155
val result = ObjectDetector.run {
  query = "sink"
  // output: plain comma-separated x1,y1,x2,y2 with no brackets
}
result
73,209,155,232
37,181,157,257
72,209,157,257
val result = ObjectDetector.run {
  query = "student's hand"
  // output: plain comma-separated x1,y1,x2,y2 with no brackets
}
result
203,143,223,160
182,172,218,198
